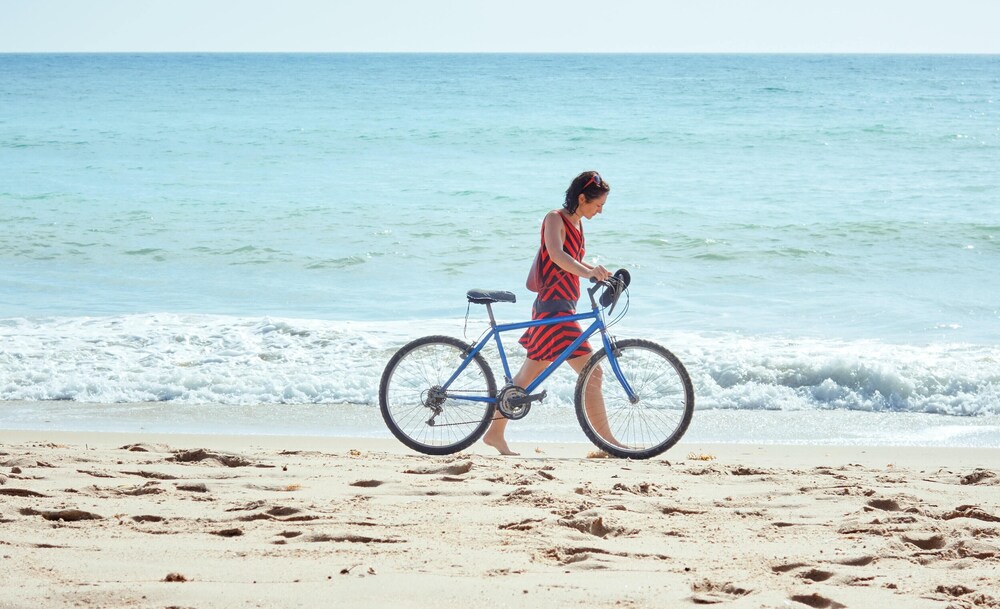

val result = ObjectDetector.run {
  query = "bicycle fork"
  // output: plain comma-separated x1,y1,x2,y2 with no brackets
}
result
599,329,640,404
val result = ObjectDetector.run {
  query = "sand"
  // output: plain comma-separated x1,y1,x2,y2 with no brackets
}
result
0,430,998,609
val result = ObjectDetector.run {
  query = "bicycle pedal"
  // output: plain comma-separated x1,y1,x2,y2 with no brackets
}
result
510,390,546,407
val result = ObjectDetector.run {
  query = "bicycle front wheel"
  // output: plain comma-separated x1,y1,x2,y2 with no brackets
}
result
575,338,694,459
379,335,497,455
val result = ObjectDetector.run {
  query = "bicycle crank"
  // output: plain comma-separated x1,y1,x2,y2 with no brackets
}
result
497,385,546,420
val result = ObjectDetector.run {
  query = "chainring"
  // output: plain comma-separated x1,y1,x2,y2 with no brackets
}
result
497,385,531,420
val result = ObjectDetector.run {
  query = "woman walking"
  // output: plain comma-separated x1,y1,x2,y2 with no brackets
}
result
483,171,615,455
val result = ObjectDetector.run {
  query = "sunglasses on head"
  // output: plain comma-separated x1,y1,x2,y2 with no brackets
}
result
582,173,603,190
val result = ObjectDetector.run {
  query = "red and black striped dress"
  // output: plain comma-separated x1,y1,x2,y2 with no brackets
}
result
519,212,592,362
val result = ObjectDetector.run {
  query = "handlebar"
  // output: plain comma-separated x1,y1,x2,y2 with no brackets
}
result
587,269,631,315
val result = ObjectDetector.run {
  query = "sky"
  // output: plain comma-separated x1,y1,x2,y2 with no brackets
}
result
1,0,998,53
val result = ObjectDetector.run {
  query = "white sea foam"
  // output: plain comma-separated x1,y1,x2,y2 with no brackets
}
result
0,314,403,406
664,331,1000,416
1,314,998,418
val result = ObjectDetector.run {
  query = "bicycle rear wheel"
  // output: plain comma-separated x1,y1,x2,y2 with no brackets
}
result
379,335,497,455
575,338,694,459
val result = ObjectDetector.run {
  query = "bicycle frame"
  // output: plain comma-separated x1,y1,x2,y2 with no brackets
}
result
440,288,637,404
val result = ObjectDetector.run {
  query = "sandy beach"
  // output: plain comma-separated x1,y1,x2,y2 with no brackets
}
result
1,430,998,609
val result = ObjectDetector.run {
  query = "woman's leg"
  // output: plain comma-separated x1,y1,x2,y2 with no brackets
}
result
568,354,619,446
482,357,548,456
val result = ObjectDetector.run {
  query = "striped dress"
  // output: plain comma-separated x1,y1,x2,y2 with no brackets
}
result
519,211,592,362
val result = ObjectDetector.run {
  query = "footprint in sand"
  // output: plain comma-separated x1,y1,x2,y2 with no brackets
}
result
925,469,999,487
119,443,167,453
168,449,257,468
929,585,1000,609
771,562,812,574
558,514,635,539
131,515,165,523
661,505,705,516
541,546,668,568
689,580,753,604
225,500,266,512
958,469,997,485
497,487,558,508
834,555,875,567
956,539,1000,559
772,563,842,585
1,457,54,469
76,469,116,479
308,534,403,544
866,498,902,512
798,568,835,583
403,461,473,476
236,506,318,522
539,546,614,567
175,483,209,493
611,482,676,496
941,504,1000,523
901,532,947,551
121,470,179,481
0,488,48,498
499,518,546,531
277,530,302,539
265,506,302,518
788,592,846,609
20,508,102,522
729,466,772,476
117,482,165,496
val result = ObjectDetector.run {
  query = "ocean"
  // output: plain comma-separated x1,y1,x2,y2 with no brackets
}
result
2,53,998,446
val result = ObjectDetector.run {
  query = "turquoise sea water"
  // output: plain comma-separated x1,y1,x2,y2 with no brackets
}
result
2,54,999,442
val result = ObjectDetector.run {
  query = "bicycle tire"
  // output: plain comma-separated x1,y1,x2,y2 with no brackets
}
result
574,338,694,459
379,335,497,455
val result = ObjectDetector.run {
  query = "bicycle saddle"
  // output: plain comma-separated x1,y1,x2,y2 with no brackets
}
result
467,289,517,305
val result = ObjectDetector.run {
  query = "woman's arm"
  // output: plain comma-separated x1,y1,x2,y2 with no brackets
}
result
543,211,610,281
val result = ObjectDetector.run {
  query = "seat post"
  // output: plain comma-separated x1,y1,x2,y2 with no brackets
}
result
485,303,497,327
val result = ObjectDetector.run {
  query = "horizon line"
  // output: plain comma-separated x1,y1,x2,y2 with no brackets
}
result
2,50,999,56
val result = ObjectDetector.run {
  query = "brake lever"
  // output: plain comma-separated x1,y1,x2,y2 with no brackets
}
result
607,277,622,317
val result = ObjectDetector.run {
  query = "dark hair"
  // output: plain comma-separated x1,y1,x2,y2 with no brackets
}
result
564,171,610,214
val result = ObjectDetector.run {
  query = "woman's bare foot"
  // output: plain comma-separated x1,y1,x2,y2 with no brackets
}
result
483,434,519,456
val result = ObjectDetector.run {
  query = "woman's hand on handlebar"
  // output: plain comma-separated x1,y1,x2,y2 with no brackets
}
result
588,265,612,282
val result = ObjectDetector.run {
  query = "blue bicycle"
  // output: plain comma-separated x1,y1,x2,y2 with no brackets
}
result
379,273,694,459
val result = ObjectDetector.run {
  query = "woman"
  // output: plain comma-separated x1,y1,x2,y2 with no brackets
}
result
483,171,614,456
